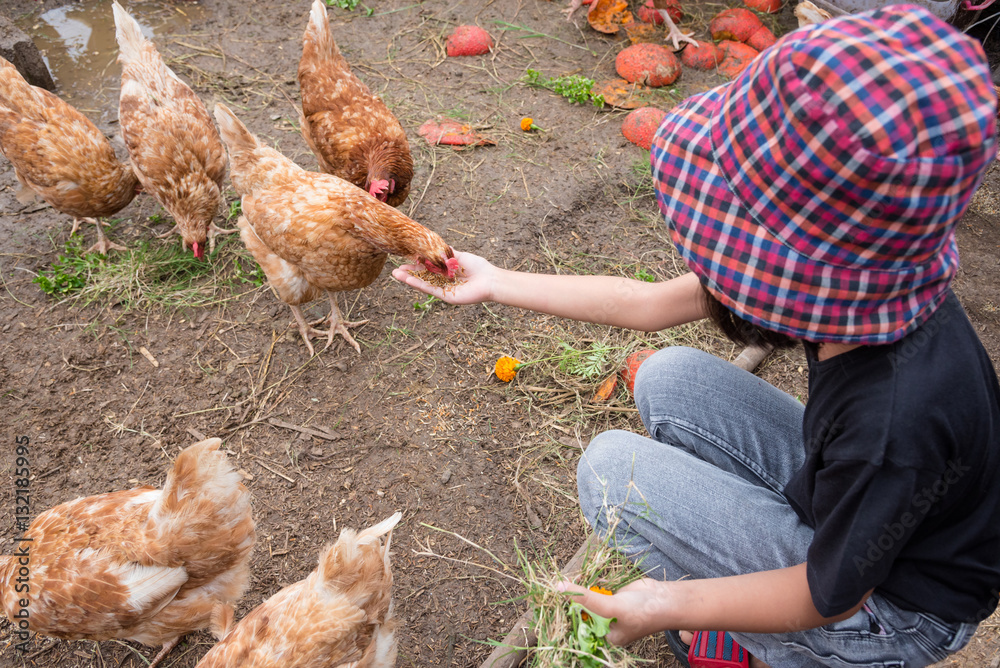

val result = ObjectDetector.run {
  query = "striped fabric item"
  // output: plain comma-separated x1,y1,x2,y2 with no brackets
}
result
691,630,749,667
651,4,997,344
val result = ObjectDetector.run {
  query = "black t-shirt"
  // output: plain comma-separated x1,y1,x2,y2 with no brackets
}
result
784,290,1000,623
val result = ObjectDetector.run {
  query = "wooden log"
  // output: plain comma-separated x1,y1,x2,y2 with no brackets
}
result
479,343,773,668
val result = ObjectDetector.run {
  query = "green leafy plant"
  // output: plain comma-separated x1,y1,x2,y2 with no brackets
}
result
233,255,265,287
324,0,372,12
33,237,96,296
522,69,604,108
414,295,439,312
567,601,615,668
556,341,615,379
226,199,242,222
634,268,655,283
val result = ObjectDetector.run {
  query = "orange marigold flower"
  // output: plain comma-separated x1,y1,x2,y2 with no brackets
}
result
495,356,521,382
520,117,534,131
589,585,613,596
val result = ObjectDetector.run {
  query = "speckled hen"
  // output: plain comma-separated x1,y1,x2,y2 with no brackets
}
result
214,103,458,355
0,57,138,254
113,1,232,259
0,438,255,668
298,0,413,207
194,512,401,668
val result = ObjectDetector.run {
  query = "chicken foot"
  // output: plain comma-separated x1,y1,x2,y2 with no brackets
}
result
656,7,699,50
155,224,181,240
322,293,367,354
288,294,367,356
73,217,127,255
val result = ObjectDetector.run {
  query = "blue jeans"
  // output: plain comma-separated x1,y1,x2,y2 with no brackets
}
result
576,347,978,667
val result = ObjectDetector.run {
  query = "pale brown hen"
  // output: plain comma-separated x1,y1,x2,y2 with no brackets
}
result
214,103,457,355
113,1,232,260
0,56,138,254
195,512,401,668
299,0,413,207
0,438,255,668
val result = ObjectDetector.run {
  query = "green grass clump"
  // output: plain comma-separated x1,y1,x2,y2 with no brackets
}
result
33,238,92,296
523,69,604,108
34,234,263,312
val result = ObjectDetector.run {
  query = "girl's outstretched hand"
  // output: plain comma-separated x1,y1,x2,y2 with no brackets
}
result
392,250,496,305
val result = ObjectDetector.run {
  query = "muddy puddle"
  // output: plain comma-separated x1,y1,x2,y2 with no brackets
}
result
17,0,206,118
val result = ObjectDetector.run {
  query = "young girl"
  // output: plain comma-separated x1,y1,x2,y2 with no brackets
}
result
393,6,1000,666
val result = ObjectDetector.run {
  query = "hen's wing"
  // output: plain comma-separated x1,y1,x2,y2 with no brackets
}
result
0,58,137,218
241,175,389,294
193,583,367,668
236,214,324,306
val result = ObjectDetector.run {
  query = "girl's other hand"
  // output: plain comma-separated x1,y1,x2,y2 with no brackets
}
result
555,577,673,646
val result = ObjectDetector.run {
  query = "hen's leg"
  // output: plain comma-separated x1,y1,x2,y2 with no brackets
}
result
564,0,586,20
325,292,367,354
658,9,699,49
146,636,180,668
71,217,114,234
84,218,127,254
207,222,239,252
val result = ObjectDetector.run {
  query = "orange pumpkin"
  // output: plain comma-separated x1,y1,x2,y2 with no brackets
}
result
681,42,725,70
622,349,658,393
709,8,764,42
616,43,681,87
717,40,759,79
622,107,667,150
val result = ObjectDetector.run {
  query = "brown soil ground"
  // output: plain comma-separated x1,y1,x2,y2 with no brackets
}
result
0,1,997,667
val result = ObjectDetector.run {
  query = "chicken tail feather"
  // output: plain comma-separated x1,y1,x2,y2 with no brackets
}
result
317,512,401,592
210,602,235,640
112,1,148,66
214,103,259,159
152,438,250,535
304,0,337,61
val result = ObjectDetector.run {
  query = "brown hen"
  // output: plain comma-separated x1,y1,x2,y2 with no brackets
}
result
0,57,138,254
195,512,401,668
299,0,413,207
113,1,232,260
0,438,255,668
214,103,457,355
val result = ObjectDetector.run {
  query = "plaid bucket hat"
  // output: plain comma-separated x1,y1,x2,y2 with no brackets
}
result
651,4,997,344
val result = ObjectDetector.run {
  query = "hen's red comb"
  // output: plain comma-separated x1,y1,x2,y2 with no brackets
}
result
369,179,390,199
